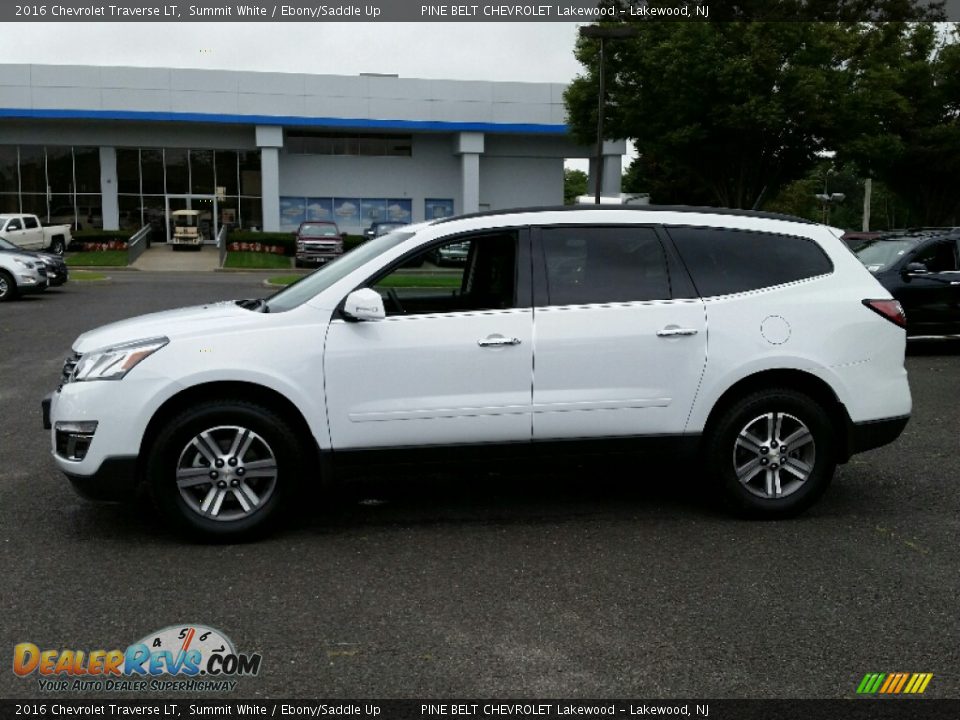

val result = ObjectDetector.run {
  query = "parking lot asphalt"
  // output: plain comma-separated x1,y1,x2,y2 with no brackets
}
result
1,272,958,700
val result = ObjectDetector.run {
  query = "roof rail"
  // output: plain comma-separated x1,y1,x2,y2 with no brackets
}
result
432,204,817,226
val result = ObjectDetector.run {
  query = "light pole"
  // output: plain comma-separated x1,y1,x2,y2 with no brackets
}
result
579,25,639,204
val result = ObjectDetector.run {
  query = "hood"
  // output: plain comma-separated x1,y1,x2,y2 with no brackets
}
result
73,300,265,353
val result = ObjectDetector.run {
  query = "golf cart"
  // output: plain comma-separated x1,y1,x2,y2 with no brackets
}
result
170,209,204,250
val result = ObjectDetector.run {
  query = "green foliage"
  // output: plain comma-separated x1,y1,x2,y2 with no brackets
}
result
564,168,589,204
65,251,128,266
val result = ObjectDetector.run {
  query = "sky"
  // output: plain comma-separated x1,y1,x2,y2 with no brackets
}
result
0,23,585,83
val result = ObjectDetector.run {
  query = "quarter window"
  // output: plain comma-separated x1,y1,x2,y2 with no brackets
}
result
539,226,670,305
669,227,833,297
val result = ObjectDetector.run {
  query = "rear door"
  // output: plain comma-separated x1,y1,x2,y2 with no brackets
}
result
531,225,707,440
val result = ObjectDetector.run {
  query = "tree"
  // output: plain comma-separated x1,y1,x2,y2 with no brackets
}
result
566,6,951,213
563,168,588,205
832,23,960,225
566,22,852,208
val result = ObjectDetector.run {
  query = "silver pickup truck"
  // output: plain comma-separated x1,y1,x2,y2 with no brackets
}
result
0,213,73,255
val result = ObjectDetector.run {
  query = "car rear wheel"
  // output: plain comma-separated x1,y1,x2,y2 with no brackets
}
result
148,400,304,540
706,388,836,518
0,270,17,302
50,236,66,255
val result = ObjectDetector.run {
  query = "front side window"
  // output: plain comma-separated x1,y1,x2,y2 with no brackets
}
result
371,232,518,316
669,227,833,297
539,226,670,305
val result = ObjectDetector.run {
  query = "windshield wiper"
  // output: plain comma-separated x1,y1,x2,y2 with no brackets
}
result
236,298,270,313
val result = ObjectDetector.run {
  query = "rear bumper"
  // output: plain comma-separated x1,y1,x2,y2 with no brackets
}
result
848,414,910,457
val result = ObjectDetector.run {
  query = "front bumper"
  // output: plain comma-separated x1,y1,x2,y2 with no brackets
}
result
296,252,341,264
65,456,139,501
19,271,48,294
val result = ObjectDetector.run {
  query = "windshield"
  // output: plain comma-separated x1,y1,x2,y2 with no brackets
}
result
855,238,919,272
300,225,339,237
265,231,415,312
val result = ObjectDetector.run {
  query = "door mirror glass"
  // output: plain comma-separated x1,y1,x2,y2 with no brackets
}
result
343,288,385,321
904,261,929,275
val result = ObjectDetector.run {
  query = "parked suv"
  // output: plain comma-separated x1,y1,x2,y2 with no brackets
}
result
0,249,47,301
43,207,911,539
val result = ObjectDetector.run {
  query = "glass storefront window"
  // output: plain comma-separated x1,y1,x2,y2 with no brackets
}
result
73,147,100,194
118,195,142,230
141,149,164,194
49,194,76,227
21,193,47,218
18,146,46,194
0,147,17,194
214,150,238,196
164,149,189,194
0,194,19,213
190,150,214,195
117,149,141,195
239,198,262,230
75,195,103,230
141,196,166,238
45,147,74,194
239,151,261,196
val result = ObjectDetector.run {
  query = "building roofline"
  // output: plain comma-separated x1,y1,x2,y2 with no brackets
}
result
0,108,569,135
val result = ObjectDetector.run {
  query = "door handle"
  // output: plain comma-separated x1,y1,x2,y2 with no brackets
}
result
656,327,699,337
478,336,522,347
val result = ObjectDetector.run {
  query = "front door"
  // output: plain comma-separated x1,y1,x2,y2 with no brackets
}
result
323,230,533,450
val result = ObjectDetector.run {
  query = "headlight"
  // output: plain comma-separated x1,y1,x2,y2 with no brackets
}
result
13,258,34,269
71,337,169,382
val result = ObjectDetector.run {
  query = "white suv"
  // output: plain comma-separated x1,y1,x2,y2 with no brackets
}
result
43,207,912,539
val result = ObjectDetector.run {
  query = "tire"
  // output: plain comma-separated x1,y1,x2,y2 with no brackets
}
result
49,236,65,256
0,270,18,302
147,400,305,540
705,388,836,518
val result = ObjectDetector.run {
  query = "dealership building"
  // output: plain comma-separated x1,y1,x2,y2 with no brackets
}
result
0,64,625,240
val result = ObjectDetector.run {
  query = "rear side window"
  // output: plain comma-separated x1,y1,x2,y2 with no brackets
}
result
24,216,39,230
539,226,670,305
669,227,833,297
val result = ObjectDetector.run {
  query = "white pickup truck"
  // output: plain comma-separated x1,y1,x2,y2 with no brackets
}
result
0,213,72,255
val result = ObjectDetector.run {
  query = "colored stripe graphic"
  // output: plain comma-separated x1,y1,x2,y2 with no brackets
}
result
857,673,932,694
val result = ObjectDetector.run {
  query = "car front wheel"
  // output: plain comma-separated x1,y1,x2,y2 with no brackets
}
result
706,388,836,518
0,270,17,302
148,400,304,540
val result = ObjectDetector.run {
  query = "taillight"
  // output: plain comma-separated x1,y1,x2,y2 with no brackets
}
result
863,299,907,328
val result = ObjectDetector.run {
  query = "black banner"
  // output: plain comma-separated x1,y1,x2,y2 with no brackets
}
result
3,700,960,720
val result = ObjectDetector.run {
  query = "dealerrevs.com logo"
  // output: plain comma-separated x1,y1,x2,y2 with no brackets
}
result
13,624,261,692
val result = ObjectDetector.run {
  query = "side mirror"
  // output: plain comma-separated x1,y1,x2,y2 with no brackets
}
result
343,288,385,321
903,262,929,276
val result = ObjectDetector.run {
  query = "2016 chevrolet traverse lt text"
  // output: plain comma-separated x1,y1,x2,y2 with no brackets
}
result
42,206,912,539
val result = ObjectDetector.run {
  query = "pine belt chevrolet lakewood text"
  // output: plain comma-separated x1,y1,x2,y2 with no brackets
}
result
42,207,912,539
